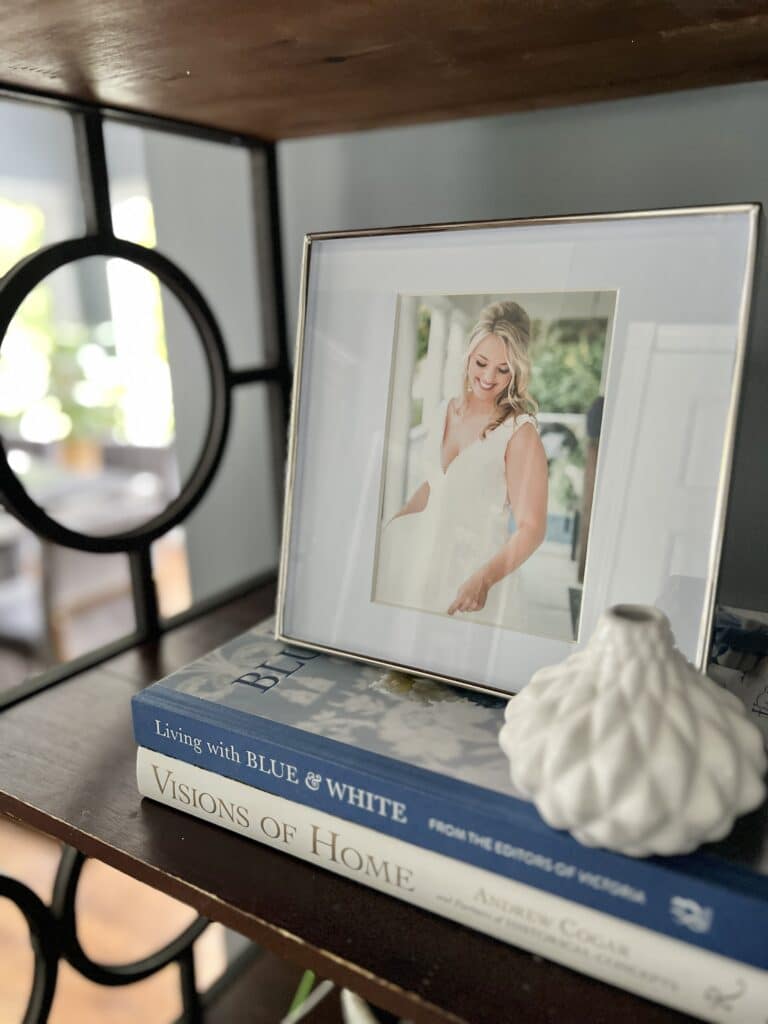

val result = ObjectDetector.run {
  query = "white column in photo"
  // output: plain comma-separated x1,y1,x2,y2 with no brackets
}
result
422,299,450,420
443,306,470,401
382,295,418,519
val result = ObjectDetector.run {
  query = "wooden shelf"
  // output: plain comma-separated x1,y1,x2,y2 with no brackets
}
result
0,2,766,139
0,583,694,1023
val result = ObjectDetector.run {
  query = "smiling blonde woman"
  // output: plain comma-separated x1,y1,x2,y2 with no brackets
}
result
375,300,548,628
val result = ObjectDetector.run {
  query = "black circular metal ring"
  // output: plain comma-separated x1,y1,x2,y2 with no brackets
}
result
51,847,210,985
0,236,232,553
0,874,60,1023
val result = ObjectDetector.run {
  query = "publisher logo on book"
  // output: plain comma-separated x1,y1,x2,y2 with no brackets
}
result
669,896,713,934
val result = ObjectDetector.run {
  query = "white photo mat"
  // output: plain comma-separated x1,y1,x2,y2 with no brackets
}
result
277,208,758,696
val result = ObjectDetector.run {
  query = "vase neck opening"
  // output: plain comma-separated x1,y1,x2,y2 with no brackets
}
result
609,605,665,626
591,604,675,659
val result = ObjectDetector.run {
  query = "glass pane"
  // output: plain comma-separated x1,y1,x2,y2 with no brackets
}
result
0,871,35,1021
0,519,135,696
0,97,84,270
75,859,199,962
152,526,192,618
0,257,211,537
104,121,274,368
160,385,280,615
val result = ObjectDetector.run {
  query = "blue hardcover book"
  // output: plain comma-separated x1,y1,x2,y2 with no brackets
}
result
131,621,768,969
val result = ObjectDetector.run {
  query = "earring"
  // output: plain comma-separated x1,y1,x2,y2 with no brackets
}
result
466,382,472,393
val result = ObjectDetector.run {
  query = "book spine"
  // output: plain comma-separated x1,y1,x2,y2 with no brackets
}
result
137,747,768,1024
132,696,768,968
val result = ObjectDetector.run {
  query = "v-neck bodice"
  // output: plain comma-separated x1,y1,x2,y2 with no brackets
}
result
427,398,535,516
375,396,537,625
439,400,489,476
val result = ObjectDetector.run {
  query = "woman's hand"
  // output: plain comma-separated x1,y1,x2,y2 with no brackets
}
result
448,570,491,615
391,480,430,522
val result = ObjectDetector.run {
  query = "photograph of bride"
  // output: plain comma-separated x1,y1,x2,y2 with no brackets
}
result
372,291,617,642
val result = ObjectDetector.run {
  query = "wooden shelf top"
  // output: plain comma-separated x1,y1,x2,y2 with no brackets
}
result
0,2,766,139
0,583,694,1023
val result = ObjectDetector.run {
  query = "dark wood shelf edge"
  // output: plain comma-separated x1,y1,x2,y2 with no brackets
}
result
0,792,461,1024
276,61,768,140
3,62,768,143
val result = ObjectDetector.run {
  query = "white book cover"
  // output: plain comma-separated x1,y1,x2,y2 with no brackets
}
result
137,747,768,1024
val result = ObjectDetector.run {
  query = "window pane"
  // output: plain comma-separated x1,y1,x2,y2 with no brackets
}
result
152,526,192,618
104,121,275,369
0,519,135,696
0,101,282,675
157,385,281,615
0,97,84,271
0,257,211,537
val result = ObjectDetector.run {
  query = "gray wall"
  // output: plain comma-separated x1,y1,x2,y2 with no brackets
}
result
278,82,768,612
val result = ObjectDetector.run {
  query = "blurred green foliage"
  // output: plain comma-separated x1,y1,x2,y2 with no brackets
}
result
550,443,585,512
0,199,175,445
0,200,122,442
49,319,123,439
1,275,125,442
410,397,424,430
416,306,431,362
529,317,607,414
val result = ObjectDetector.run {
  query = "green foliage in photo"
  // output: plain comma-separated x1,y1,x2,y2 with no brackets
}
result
549,442,586,513
416,306,431,363
529,317,607,415
410,397,424,429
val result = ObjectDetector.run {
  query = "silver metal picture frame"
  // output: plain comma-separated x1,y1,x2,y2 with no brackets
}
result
276,206,759,697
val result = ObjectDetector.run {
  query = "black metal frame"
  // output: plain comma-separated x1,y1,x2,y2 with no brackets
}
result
0,847,214,1023
0,90,293,1022
0,97,292,711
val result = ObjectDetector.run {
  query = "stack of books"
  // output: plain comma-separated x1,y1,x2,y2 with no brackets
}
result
132,621,768,1022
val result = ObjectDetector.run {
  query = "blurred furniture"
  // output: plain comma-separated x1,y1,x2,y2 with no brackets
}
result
0,510,43,651
0,455,167,661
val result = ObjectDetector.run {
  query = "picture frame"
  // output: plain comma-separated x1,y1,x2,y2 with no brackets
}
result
276,206,759,697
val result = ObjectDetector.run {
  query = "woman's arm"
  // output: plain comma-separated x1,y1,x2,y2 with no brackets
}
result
492,422,549,581
448,424,548,614
392,480,430,520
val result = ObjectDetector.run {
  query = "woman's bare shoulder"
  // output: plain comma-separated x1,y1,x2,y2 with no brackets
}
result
498,412,537,438
512,412,538,431
504,418,544,457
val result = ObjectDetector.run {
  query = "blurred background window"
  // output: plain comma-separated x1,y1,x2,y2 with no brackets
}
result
0,98,281,697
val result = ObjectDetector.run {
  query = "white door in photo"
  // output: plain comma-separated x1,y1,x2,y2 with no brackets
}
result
593,324,735,657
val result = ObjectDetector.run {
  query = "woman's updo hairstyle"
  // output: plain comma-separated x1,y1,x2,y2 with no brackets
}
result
463,300,537,435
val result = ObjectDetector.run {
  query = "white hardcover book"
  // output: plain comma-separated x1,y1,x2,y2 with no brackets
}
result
137,747,768,1023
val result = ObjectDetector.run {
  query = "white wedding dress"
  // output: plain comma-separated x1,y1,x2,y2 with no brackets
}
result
375,398,537,629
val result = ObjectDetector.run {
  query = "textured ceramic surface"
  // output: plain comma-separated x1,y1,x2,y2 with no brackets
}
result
499,605,767,857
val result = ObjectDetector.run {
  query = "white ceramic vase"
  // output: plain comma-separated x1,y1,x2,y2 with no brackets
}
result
498,604,767,857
